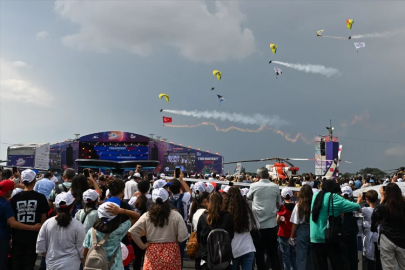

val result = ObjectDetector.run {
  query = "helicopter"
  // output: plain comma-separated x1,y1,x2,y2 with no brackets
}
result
222,145,350,180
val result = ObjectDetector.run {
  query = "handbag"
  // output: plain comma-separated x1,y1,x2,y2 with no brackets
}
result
248,206,261,244
186,223,199,259
324,193,344,243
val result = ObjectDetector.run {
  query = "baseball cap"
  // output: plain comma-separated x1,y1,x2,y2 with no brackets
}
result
83,189,99,202
54,192,75,208
219,185,231,193
341,186,353,197
205,182,215,193
160,173,166,179
0,180,15,197
153,179,172,189
193,182,206,194
281,187,293,199
21,169,36,184
152,188,169,203
98,201,120,222
133,173,141,179
349,180,354,185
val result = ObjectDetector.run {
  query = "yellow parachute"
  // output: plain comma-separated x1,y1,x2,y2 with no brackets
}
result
346,19,354,30
213,70,222,81
159,93,169,102
270,44,277,54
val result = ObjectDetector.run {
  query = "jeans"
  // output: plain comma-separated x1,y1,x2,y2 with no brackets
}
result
40,256,46,270
11,240,38,270
0,240,10,270
278,236,296,270
340,234,358,270
179,240,186,269
231,252,255,270
296,223,313,270
254,226,281,270
312,242,345,270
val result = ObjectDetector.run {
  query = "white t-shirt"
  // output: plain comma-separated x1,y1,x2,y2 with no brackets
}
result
362,206,374,224
171,192,191,222
124,180,138,200
231,232,256,258
192,208,206,231
50,176,59,183
290,203,307,225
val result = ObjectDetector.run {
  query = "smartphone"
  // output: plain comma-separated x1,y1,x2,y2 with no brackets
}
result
12,167,17,174
362,192,366,200
83,169,90,178
175,167,181,178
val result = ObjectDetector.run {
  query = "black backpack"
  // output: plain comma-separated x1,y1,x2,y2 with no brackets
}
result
206,223,232,269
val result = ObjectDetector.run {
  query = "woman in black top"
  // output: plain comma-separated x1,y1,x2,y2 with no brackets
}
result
371,183,405,269
196,192,234,270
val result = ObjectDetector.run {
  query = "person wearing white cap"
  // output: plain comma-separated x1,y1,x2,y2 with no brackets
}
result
129,188,188,270
124,173,140,202
36,192,86,270
83,199,132,270
74,189,100,233
189,183,209,232
10,169,50,270
160,173,166,180
277,188,296,270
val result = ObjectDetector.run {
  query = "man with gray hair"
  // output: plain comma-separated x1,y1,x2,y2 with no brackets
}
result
247,167,282,270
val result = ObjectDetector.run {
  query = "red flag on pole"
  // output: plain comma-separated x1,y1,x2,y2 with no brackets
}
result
163,116,172,123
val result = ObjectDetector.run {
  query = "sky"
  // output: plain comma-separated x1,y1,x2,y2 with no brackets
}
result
1,1,405,174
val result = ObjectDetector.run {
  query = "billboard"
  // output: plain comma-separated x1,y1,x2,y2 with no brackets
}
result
163,153,196,173
49,152,62,170
7,155,35,167
35,143,50,170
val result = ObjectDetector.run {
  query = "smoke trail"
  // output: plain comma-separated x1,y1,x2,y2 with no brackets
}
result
272,61,340,77
340,110,370,127
165,122,311,145
322,36,347,40
162,110,288,127
351,29,405,39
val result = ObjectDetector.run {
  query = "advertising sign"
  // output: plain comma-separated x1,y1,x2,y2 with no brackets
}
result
7,155,35,167
35,143,50,170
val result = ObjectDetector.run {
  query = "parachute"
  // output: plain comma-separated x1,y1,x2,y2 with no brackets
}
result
346,19,354,30
213,70,222,81
217,95,224,104
274,67,282,78
316,30,324,37
270,44,277,54
159,93,169,102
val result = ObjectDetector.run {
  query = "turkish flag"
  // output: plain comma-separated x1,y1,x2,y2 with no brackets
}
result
163,116,172,123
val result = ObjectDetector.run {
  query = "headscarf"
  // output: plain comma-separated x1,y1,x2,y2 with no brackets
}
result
311,180,336,222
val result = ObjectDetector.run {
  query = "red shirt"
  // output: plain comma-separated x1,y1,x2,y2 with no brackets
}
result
277,203,295,238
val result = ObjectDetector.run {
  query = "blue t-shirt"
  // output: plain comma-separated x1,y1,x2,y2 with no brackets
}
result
355,180,362,190
0,197,15,240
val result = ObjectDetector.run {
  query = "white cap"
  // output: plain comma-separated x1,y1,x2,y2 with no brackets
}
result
205,182,215,194
193,182,206,194
133,173,141,178
83,189,99,202
152,188,169,203
242,188,250,196
349,180,354,185
341,186,353,197
55,192,75,208
153,179,172,189
21,169,36,183
219,185,231,193
98,202,120,222
160,173,166,179
281,187,293,198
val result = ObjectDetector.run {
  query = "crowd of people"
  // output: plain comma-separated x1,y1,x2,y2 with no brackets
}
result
0,166,405,270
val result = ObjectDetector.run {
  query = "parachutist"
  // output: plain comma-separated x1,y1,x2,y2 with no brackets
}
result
160,109,163,112
348,36,352,39
269,60,272,64
211,87,215,91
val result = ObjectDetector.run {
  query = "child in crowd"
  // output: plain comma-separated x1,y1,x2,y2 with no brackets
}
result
277,188,296,270
357,190,381,270
75,189,99,233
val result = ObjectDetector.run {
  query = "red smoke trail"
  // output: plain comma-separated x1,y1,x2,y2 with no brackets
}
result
164,122,311,145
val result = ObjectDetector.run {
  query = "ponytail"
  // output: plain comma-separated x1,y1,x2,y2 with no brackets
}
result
55,204,73,227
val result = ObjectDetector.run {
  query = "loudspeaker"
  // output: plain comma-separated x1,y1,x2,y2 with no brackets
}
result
66,146,73,166
151,147,158,160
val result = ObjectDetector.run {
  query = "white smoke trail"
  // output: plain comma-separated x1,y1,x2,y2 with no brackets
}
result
272,61,340,77
351,29,405,39
162,110,288,127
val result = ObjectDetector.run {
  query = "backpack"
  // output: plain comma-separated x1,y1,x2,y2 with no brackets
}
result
84,228,119,270
71,199,84,218
205,215,232,270
170,194,185,218
186,224,199,259
54,183,68,195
